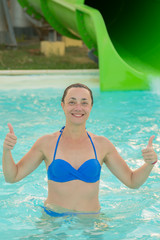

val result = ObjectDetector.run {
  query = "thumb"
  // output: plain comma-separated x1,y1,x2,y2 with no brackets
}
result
7,123,14,134
147,135,155,148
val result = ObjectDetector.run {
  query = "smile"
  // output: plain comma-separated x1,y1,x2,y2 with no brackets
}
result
71,113,84,118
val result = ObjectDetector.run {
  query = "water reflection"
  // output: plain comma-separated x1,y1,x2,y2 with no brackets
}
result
28,210,110,240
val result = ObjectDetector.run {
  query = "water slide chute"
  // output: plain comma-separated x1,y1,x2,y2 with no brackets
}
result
17,0,160,91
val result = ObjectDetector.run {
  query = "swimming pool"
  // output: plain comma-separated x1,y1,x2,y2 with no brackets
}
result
0,73,160,240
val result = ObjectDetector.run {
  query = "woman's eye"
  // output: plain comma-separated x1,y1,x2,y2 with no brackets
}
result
82,102,88,105
69,102,75,105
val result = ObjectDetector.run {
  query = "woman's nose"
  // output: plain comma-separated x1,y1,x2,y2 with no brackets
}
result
74,103,82,111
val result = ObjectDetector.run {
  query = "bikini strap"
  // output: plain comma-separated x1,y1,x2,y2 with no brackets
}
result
53,126,65,160
53,127,98,160
87,132,98,160
60,126,65,133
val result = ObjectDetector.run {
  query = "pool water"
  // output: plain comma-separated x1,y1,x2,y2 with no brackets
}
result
0,86,160,240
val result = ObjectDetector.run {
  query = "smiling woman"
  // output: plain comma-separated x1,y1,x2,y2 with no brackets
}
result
2,83,158,218
61,84,93,127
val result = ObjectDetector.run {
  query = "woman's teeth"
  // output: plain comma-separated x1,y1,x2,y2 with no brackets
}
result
72,114,83,117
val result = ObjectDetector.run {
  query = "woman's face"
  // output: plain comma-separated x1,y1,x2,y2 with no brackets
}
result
61,87,92,125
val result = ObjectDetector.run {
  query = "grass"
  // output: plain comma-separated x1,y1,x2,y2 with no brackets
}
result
0,40,98,70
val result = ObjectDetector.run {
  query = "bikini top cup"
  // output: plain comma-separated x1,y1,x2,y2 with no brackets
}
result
47,127,101,183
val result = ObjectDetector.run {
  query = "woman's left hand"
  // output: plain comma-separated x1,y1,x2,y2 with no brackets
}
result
142,135,158,165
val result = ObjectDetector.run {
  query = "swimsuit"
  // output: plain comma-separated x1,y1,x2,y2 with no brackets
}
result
43,127,101,217
47,126,101,183
41,206,100,217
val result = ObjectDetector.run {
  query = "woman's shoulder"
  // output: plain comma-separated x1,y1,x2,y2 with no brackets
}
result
88,132,115,160
36,131,60,146
88,132,114,151
89,131,110,143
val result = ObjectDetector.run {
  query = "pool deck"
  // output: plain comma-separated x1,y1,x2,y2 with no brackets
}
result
0,69,99,89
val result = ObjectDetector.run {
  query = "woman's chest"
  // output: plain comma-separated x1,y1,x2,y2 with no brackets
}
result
43,135,105,169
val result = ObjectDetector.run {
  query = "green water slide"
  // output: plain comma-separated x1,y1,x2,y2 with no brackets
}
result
18,0,160,91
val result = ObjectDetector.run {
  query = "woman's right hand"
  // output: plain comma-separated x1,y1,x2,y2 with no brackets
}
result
3,123,17,151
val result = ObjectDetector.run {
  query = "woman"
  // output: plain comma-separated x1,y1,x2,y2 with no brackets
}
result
2,83,158,217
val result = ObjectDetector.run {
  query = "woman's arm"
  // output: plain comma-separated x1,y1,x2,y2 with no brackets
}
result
103,136,158,189
2,123,44,183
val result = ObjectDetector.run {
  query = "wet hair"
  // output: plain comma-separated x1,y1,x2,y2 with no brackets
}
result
61,83,93,105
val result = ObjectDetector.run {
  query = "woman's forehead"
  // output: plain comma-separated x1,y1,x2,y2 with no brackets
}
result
66,88,91,99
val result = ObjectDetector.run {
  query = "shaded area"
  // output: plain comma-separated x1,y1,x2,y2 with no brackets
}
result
85,0,160,73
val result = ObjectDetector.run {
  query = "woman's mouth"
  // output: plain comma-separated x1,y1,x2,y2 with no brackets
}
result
71,113,84,118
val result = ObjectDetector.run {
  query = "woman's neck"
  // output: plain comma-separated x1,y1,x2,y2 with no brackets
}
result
63,123,87,140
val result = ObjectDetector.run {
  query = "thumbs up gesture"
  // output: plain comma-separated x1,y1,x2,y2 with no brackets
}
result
142,136,158,165
3,123,17,151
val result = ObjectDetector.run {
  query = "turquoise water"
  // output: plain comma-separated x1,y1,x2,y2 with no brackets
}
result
0,87,160,240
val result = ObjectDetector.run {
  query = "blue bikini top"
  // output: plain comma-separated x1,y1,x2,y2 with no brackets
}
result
47,127,101,183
